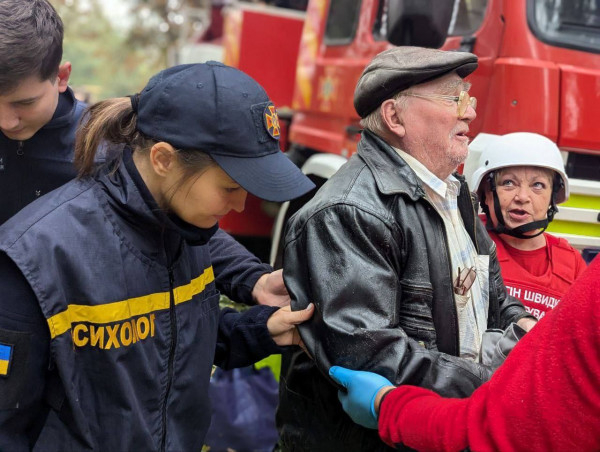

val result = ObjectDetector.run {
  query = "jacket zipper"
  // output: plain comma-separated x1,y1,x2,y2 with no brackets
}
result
17,141,24,207
464,189,480,254
470,197,479,253
441,225,459,353
160,267,177,452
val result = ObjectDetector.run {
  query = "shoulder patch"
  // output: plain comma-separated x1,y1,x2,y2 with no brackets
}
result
0,328,31,409
0,342,13,377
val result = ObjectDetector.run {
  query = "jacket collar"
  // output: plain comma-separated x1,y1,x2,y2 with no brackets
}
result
40,87,79,131
357,130,425,201
357,130,469,202
97,147,217,253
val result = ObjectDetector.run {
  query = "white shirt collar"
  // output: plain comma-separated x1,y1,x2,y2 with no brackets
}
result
392,146,460,198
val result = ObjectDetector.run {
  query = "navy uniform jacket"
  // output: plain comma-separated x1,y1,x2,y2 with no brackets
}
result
0,87,86,224
0,149,280,451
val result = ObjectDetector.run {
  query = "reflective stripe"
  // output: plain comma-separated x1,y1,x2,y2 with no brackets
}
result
47,266,215,339
548,220,600,238
562,193,600,210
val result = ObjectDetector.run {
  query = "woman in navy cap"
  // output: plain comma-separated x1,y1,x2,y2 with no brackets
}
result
0,62,315,451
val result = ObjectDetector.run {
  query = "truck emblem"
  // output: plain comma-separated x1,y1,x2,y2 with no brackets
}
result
318,72,338,111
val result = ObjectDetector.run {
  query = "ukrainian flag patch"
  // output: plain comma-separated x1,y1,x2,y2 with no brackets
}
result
0,342,13,377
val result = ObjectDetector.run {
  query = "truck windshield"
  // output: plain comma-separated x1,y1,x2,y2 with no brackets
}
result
529,0,600,53
447,0,488,36
373,0,488,40
325,0,362,44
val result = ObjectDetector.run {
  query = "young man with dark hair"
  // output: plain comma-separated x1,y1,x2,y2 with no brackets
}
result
0,0,86,224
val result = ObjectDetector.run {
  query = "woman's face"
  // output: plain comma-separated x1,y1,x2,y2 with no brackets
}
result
484,166,553,233
167,164,248,229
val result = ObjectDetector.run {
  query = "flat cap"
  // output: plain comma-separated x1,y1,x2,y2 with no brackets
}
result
354,46,478,118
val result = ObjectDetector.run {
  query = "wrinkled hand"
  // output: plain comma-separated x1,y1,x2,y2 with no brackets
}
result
252,270,291,307
267,303,314,347
329,366,394,430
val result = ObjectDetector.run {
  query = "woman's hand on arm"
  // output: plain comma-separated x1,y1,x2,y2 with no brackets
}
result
252,269,291,307
266,303,314,346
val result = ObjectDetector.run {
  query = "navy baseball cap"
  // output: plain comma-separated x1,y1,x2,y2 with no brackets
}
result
136,62,315,202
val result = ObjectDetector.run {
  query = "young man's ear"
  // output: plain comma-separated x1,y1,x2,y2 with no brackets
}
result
149,142,178,177
57,62,71,93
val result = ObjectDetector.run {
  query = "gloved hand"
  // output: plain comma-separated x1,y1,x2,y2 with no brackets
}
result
329,366,393,429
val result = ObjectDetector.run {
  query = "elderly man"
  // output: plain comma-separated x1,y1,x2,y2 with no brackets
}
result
276,47,536,451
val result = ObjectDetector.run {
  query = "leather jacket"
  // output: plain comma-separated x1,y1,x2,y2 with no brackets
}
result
278,131,531,451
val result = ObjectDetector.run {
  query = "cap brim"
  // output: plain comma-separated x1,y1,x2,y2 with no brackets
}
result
211,150,316,202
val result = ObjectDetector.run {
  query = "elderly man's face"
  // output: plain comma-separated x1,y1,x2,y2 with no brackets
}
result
398,73,476,179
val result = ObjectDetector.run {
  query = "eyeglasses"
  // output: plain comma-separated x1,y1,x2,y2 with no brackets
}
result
454,266,477,296
403,91,477,118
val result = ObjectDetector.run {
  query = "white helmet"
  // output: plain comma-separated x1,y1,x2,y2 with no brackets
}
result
470,132,569,204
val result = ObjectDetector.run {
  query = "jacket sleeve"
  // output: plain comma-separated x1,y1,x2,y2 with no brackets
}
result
378,386,470,451
214,306,282,369
208,229,272,304
0,252,50,451
284,205,493,398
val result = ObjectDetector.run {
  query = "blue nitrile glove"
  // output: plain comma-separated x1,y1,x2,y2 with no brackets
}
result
329,365,393,429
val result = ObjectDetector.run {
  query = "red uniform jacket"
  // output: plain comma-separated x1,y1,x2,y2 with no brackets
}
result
490,232,587,319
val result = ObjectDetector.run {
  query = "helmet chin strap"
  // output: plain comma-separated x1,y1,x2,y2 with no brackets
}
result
481,172,559,240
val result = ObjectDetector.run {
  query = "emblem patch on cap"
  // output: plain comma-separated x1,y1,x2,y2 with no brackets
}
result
263,104,280,140
0,343,13,377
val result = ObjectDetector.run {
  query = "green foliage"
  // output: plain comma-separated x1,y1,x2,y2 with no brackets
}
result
219,294,250,312
53,0,164,100
125,0,209,50
52,0,216,100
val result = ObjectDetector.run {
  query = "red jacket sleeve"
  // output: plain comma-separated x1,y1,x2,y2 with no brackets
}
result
379,257,600,452
378,386,470,451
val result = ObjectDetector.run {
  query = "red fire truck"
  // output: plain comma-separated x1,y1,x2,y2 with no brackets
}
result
218,0,600,264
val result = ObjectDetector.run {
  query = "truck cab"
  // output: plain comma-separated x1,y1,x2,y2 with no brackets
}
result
285,0,600,261
221,0,600,262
